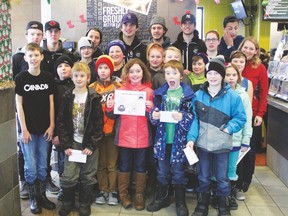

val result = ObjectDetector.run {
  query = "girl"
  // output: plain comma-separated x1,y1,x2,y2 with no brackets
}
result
107,39,126,81
225,64,252,209
106,58,154,211
86,27,104,59
236,36,269,196
146,43,165,89
230,50,253,102
188,53,209,92
205,30,220,59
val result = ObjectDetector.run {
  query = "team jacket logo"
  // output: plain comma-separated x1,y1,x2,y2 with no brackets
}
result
24,84,49,91
101,92,114,103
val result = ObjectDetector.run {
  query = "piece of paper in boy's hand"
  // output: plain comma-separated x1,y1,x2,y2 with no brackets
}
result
159,111,178,123
68,149,87,163
236,147,251,165
183,147,199,165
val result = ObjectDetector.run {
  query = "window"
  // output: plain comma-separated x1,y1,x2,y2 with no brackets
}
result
196,6,204,39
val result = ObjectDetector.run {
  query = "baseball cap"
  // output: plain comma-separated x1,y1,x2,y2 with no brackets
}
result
45,20,61,31
26,21,43,32
181,13,196,24
121,13,138,26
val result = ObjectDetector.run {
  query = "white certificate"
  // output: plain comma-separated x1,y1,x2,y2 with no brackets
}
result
183,147,199,165
114,90,146,116
159,111,178,123
237,147,251,165
68,149,87,163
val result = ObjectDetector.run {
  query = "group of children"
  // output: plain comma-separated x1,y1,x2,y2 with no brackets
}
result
14,12,268,216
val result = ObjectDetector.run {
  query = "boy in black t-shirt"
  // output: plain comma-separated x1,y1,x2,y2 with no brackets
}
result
15,42,56,214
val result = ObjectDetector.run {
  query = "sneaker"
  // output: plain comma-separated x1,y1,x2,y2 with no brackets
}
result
95,191,108,205
229,196,238,210
235,189,245,201
57,188,63,201
107,192,118,206
19,181,29,199
46,178,60,194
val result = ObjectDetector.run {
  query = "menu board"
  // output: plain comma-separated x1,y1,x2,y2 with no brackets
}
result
262,0,288,21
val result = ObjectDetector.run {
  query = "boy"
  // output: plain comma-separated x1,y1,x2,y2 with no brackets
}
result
186,57,246,216
78,36,97,83
218,15,244,61
147,60,194,216
52,54,75,200
57,62,104,216
15,42,56,214
119,12,147,63
89,55,122,205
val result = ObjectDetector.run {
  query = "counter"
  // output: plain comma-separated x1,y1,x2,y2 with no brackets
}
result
267,96,288,187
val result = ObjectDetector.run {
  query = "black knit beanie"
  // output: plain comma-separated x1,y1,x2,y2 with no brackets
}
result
205,56,226,78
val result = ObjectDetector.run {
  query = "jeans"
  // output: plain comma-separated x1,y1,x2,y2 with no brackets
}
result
196,148,230,196
20,134,50,184
157,145,187,185
57,150,65,176
118,147,146,173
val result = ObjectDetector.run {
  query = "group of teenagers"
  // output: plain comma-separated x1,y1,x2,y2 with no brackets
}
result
13,10,268,216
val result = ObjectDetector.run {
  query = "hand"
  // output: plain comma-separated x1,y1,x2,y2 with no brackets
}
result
152,109,160,120
65,148,72,156
184,69,191,76
22,129,32,144
222,128,229,134
106,99,115,108
44,126,54,142
254,116,262,126
241,146,249,152
223,30,233,47
186,141,194,149
172,112,183,122
52,136,60,146
83,148,92,156
145,100,153,109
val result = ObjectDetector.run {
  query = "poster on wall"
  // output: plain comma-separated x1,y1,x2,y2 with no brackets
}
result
87,0,157,51
103,0,153,15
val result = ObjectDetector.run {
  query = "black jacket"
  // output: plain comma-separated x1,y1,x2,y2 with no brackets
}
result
57,87,104,152
173,30,207,71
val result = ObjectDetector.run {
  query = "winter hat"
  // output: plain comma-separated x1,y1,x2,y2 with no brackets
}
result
106,39,126,56
26,21,43,32
45,20,61,31
78,37,94,52
121,13,138,26
181,13,196,24
196,53,209,65
206,56,226,78
95,55,114,75
150,15,167,31
55,54,74,69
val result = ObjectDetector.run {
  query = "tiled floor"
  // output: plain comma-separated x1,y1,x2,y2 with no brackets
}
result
20,166,288,216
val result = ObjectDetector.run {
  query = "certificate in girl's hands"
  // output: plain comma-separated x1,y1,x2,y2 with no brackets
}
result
114,90,146,116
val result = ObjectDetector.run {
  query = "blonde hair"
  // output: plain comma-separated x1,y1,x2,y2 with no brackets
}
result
238,36,261,68
72,62,91,78
226,63,242,85
164,46,181,60
163,59,184,76
121,58,151,84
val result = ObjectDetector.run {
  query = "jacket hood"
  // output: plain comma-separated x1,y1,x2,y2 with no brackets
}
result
119,32,141,49
176,29,200,43
42,39,65,53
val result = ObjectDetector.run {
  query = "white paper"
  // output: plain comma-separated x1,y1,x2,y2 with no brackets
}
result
236,147,251,165
159,111,178,123
183,147,199,165
68,149,87,163
114,90,146,116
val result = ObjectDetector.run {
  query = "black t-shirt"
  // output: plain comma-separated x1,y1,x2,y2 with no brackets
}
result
15,71,55,135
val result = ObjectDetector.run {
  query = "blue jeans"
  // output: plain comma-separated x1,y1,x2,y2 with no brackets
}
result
118,147,146,173
157,145,187,185
196,148,230,196
20,134,50,184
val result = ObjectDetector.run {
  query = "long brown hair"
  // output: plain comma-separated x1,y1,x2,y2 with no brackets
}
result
121,58,151,84
238,36,261,68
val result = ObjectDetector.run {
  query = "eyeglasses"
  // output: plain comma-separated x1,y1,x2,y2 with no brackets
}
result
205,38,218,43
